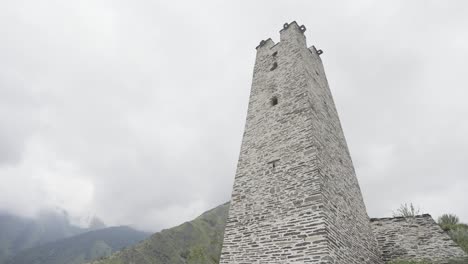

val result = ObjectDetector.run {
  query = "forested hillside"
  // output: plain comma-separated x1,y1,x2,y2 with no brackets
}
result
90,203,229,264
9,226,149,264
0,211,86,264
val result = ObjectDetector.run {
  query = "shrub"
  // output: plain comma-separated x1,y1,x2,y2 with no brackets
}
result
448,226,468,253
388,258,468,264
438,214,460,231
393,203,421,217
447,259,468,264
388,260,430,264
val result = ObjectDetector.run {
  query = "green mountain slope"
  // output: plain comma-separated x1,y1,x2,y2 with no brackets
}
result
0,211,87,264
9,226,150,264
90,203,229,264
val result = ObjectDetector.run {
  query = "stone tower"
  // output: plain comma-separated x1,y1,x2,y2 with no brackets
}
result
220,22,383,263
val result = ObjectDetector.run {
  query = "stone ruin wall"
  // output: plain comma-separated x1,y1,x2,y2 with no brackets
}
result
371,214,468,263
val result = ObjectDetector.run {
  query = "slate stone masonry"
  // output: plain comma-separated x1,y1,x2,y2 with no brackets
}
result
220,21,467,264
371,214,468,263
220,21,382,264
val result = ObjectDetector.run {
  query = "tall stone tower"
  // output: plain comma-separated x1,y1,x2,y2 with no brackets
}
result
220,22,382,264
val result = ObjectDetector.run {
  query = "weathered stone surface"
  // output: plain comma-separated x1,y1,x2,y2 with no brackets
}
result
220,21,468,264
220,21,382,264
371,214,468,263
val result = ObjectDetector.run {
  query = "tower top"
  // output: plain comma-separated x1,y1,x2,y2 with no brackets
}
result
255,21,323,57
256,21,307,50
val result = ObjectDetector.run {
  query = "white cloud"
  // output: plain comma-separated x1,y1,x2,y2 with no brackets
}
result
0,0,467,231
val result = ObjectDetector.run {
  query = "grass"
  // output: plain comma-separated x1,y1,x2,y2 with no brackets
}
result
388,260,430,264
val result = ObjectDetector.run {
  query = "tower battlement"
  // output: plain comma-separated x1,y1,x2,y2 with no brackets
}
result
256,21,323,65
256,21,306,49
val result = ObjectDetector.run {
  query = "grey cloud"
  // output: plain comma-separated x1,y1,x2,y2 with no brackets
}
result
0,0,467,231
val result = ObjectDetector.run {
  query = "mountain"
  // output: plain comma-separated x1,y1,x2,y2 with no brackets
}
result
0,210,87,264
8,226,150,264
89,203,229,264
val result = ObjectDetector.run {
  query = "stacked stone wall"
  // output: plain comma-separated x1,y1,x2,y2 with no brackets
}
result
220,21,382,264
371,215,468,263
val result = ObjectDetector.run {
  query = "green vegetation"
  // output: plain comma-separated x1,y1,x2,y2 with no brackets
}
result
0,211,86,264
388,260,430,264
393,203,421,217
436,213,468,254
388,260,468,264
435,213,468,263
439,214,460,231
438,214,468,254
90,203,466,264
436,214,468,254
89,203,230,264
392,204,468,260
8,226,149,264
388,258,468,264
449,227,468,253
3,203,467,264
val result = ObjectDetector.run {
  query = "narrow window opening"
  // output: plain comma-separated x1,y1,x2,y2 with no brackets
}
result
271,96,278,106
272,51,278,57
268,159,280,169
270,62,278,71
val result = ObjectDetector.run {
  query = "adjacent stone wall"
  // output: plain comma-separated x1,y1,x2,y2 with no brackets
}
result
371,214,468,263
220,21,382,264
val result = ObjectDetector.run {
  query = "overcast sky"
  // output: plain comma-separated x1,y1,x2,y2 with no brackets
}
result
0,0,467,231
